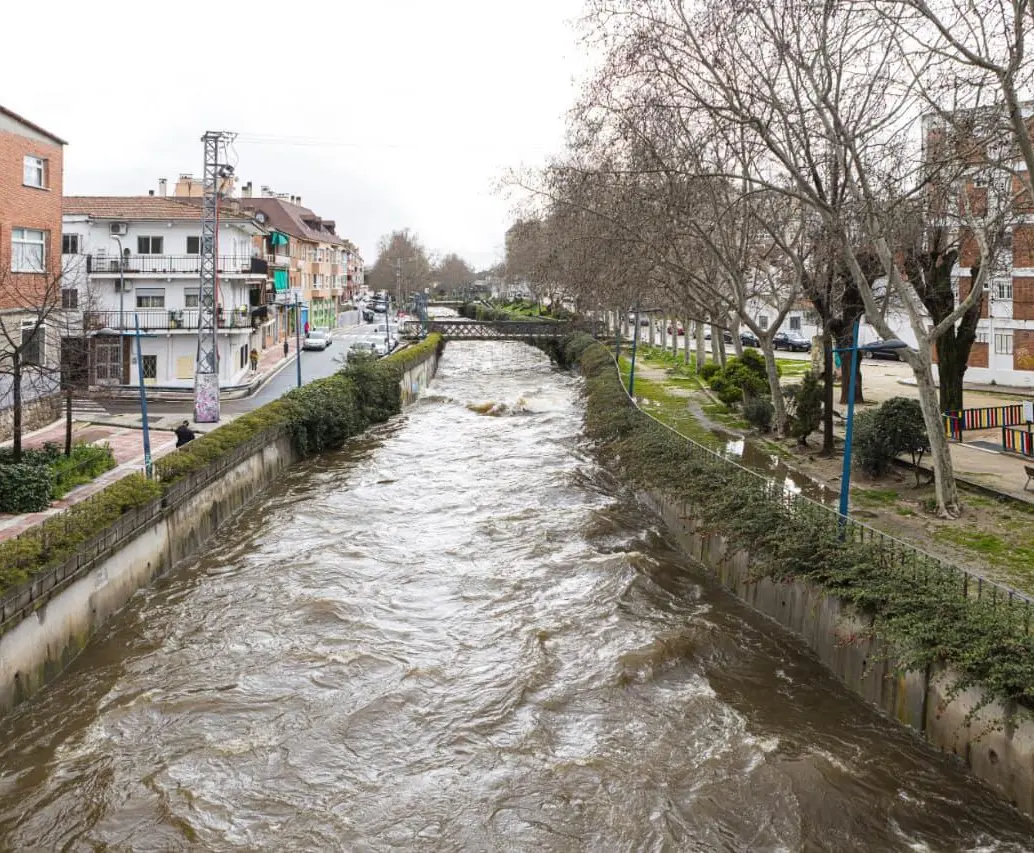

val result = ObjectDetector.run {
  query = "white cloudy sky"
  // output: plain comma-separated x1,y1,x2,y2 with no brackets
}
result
3,0,589,270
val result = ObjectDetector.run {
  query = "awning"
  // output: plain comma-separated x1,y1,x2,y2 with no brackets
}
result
274,269,289,292
270,231,289,247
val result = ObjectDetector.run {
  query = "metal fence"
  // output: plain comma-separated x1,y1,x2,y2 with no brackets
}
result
1002,425,1034,458
944,404,1026,440
610,353,1034,635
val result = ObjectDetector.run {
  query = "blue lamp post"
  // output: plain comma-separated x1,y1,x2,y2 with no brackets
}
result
835,317,908,527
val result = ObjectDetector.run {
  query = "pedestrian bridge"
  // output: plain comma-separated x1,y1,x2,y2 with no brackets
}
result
402,319,571,341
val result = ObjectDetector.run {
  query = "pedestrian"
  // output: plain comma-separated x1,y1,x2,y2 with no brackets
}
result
249,348,259,372
175,420,196,448
283,339,289,359
304,320,310,335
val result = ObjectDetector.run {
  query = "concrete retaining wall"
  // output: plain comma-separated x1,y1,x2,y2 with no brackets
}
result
643,489,1034,818
0,349,439,716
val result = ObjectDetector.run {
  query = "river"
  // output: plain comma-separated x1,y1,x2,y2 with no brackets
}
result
0,342,1030,851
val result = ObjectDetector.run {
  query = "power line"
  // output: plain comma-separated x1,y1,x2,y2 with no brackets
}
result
233,132,553,154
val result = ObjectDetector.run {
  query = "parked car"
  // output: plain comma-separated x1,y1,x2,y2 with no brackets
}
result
302,330,331,351
667,322,685,336
350,337,389,357
313,327,332,345
773,331,812,352
862,340,905,360
739,330,759,348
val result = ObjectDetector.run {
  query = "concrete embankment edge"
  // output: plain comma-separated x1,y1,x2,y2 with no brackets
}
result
0,349,440,715
642,489,1034,819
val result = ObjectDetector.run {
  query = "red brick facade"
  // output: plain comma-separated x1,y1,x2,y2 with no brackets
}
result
0,108,64,311
968,341,989,368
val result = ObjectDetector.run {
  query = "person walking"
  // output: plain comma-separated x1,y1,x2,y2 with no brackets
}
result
303,320,310,335
283,339,289,359
175,420,196,448
249,348,259,372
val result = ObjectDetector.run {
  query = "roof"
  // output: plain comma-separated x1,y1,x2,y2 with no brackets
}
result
62,196,258,223
0,105,66,145
237,196,347,247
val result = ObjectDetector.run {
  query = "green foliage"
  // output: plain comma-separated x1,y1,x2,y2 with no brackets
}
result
707,350,770,407
50,444,117,499
742,397,774,432
785,371,824,445
854,396,930,479
0,464,52,512
699,361,722,382
0,336,444,598
569,334,1034,708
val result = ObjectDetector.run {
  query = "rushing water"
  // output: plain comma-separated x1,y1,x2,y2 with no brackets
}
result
0,342,1031,852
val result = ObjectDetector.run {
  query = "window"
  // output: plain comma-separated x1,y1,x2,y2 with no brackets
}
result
995,331,1014,355
758,315,769,330
61,289,78,309
140,355,157,381
186,236,201,255
23,156,45,188
976,331,989,344
137,236,164,255
11,228,45,272
136,287,165,309
20,324,43,365
789,316,802,332
184,289,199,308
994,279,1013,300
62,234,80,255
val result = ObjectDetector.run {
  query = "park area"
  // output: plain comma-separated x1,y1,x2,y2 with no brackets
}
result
618,343,1034,598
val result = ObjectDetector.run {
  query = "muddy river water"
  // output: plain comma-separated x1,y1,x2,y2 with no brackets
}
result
0,342,1030,851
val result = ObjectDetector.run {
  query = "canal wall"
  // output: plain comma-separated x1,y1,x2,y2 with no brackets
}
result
642,489,1034,819
0,345,441,715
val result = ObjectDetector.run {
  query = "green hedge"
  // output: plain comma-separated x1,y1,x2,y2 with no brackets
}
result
0,335,443,598
567,333,1034,707
0,464,52,513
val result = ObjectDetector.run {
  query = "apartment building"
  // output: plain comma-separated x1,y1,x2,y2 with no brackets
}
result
924,107,1034,388
61,196,268,389
0,105,67,415
237,185,360,332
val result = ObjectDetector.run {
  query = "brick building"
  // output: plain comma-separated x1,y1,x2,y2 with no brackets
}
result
0,105,66,310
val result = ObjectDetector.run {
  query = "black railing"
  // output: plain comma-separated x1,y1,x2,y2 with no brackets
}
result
406,320,571,340
85,255,263,276
84,309,257,331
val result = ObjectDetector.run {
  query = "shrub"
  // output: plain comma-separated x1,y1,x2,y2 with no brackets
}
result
0,464,52,513
50,443,117,499
699,361,721,382
743,397,774,432
785,371,824,445
706,350,770,407
853,397,929,482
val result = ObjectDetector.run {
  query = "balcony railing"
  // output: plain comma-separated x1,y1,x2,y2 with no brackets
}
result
86,254,266,276
265,253,291,268
84,308,258,331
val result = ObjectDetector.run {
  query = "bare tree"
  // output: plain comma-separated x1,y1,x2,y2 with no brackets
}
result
366,229,433,301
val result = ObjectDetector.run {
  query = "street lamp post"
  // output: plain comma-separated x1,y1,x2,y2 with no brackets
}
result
835,317,908,529
629,300,642,395
295,292,303,388
134,314,153,479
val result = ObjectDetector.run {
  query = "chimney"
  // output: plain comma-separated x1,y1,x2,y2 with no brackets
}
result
148,189,155,196
289,195,296,204
296,196,302,206
242,181,252,199
158,178,167,197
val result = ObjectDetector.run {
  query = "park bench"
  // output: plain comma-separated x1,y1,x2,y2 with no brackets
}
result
1026,465,1034,492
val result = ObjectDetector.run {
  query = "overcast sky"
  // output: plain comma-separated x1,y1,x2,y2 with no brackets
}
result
3,0,588,270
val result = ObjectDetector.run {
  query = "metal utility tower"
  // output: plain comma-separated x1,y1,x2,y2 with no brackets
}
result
194,130,237,423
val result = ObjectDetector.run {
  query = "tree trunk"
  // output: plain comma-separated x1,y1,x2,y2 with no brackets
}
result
648,318,655,347
839,352,864,404
671,318,678,357
760,340,788,433
65,389,73,456
822,335,835,455
695,321,705,370
11,352,21,462
935,331,968,413
911,352,961,516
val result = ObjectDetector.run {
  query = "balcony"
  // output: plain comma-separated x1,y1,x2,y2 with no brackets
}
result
86,254,266,277
266,253,291,268
84,308,258,332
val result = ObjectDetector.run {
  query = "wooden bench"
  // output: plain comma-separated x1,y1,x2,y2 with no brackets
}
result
1026,465,1034,492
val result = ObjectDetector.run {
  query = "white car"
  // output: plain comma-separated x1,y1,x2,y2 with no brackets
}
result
350,336,389,357
302,330,331,351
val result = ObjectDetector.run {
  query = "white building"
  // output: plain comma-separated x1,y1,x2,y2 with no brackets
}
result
61,196,268,390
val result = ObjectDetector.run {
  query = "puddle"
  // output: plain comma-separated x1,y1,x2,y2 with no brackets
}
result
720,435,832,504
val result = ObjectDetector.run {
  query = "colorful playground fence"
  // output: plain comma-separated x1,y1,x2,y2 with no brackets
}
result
943,404,1026,440
1002,425,1034,458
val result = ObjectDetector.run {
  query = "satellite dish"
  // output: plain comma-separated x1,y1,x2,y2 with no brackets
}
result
255,211,267,224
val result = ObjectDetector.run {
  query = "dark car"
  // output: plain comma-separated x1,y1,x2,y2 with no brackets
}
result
739,330,759,348
773,332,811,352
863,340,905,360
